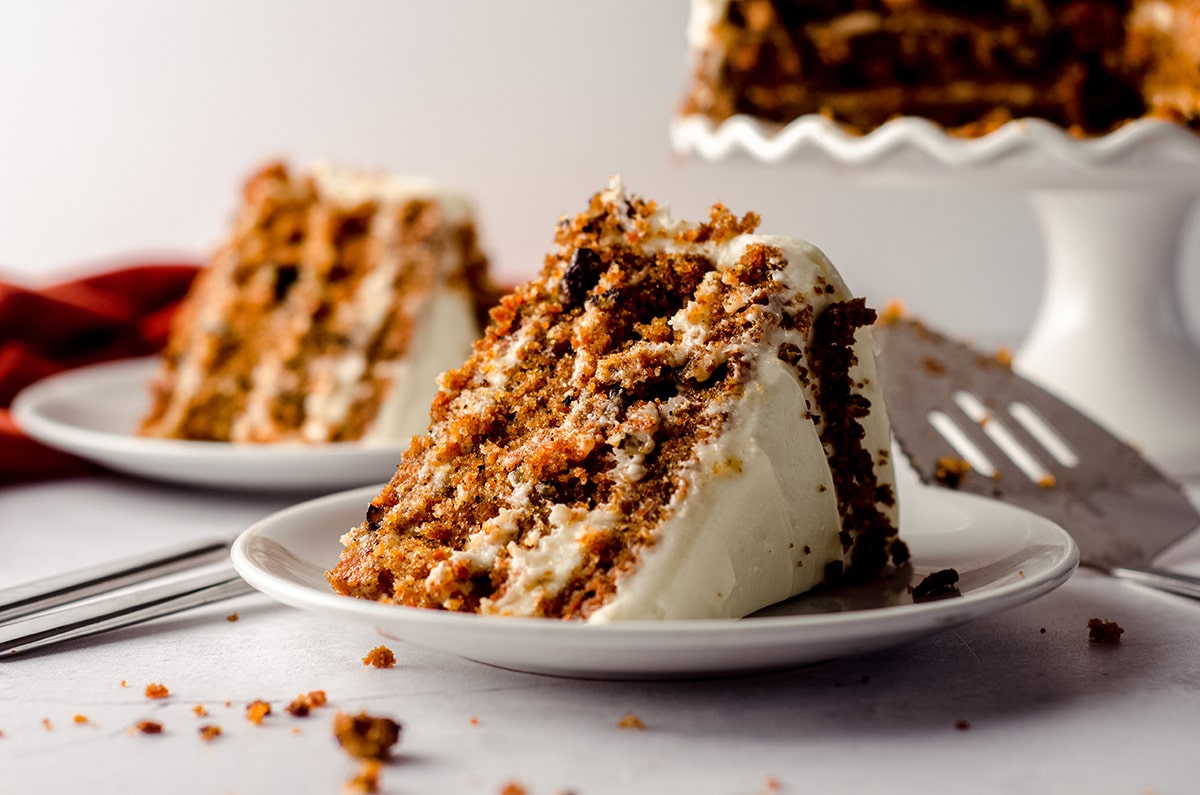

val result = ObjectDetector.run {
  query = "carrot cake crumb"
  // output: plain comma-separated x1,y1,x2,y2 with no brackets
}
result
193,704,209,717
145,683,170,699
995,346,1014,368
1037,474,1057,489
136,721,163,735
934,457,971,489
246,700,272,725
226,612,239,622
469,717,480,727
499,783,528,795
42,719,52,731
333,712,402,761
1088,617,1125,645
73,714,89,725
120,680,127,688
912,568,961,602
362,645,396,669
765,776,782,791
199,725,222,742
344,760,383,794
287,690,329,717
618,712,646,730
877,300,906,325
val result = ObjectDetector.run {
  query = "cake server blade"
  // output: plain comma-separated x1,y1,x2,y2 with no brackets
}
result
873,316,1200,599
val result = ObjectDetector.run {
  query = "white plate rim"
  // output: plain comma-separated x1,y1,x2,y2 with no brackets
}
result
231,482,1079,676
10,357,408,491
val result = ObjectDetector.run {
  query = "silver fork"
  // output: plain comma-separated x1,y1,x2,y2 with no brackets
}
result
0,539,253,656
873,316,1200,600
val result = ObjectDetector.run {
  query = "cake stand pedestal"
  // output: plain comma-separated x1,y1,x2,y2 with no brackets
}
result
1021,187,1200,476
672,116,1200,478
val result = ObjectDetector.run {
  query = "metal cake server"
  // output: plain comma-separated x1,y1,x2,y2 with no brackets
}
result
873,316,1200,600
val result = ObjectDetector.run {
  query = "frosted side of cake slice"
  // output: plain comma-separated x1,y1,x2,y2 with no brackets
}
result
327,177,902,621
139,162,491,444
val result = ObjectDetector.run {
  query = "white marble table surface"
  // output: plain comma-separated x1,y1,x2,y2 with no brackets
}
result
2,473,1199,795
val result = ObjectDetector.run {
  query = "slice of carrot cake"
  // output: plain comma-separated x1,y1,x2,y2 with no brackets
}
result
138,161,493,444
326,177,902,621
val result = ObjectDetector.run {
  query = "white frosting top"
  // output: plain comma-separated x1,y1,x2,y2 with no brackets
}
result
687,0,730,50
310,162,475,226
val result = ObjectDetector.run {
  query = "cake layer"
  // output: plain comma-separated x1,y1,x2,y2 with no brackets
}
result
327,178,902,622
681,0,1200,135
139,162,492,445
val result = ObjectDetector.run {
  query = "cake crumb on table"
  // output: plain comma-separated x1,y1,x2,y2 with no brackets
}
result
72,714,88,725
618,712,646,730
333,712,401,760
226,612,239,622
245,700,272,725
286,690,329,717
136,721,163,735
144,683,170,699
42,719,52,731
1088,617,1125,645
193,704,209,717
498,782,528,795
198,725,222,742
343,760,383,794
362,645,396,669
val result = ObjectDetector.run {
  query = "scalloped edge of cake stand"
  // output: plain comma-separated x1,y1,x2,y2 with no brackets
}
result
670,114,1200,188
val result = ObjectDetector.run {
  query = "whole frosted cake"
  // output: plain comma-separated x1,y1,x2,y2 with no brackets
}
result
327,178,902,621
139,162,493,444
681,0,1200,136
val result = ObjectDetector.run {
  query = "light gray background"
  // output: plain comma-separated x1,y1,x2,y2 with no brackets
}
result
2,0,1198,345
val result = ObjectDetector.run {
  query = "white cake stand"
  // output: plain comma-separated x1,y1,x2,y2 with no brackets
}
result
672,114,1200,477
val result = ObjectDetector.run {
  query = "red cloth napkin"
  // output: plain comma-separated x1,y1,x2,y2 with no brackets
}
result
0,263,200,484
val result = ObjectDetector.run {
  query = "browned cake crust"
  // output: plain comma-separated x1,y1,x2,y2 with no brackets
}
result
327,181,899,620
681,0,1200,136
139,162,493,443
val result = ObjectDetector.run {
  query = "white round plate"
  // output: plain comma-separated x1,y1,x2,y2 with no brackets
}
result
10,358,408,492
671,114,1200,187
231,482,1079,679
